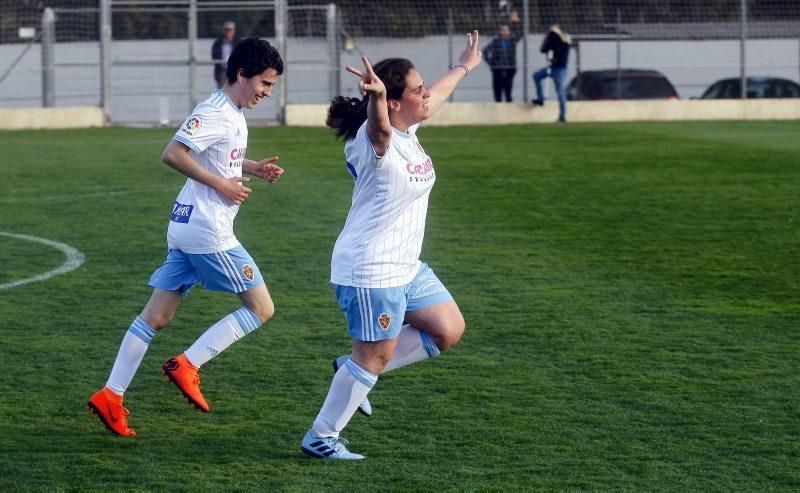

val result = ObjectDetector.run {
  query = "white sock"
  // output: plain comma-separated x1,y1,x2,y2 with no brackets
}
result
106,317,157,396
312,359,377,438
184,306,262,368
383,324,441,372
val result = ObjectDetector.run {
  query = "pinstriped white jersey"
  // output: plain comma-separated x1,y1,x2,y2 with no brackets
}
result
168,90,248,254
331,121,435,288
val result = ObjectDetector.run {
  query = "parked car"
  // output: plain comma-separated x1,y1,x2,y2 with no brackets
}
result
698,77,800,99
566,69,679,101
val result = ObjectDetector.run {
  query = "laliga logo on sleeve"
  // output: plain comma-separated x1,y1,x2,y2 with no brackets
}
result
182,116,202,136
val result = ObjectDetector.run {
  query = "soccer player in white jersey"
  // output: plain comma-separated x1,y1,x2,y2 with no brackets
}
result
300,31,482,460
87,37,284,437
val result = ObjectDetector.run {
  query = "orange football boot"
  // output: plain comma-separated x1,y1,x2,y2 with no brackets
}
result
87,387,136,437
162,353,210,412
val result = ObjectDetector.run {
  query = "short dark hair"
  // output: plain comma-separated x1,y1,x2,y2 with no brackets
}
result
226,37,284,84
326,58,415,141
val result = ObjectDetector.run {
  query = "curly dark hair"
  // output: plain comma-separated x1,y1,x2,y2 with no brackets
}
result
326,58,415,141
226,37,284,83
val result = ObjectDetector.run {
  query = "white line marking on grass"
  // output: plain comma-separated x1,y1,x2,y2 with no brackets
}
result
0,232,86,289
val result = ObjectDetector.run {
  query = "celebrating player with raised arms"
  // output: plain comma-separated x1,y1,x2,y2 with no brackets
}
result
88,37,284,436
300,31,482,460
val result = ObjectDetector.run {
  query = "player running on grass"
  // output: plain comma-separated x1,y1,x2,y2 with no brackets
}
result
300,31,482,460
88,37,284,436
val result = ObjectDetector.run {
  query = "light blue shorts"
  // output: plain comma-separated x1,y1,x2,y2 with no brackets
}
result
148,246,265,296
334,263,454,342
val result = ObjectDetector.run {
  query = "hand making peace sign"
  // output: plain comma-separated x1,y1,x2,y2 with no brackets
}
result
459,30,482,71
346,56,386,98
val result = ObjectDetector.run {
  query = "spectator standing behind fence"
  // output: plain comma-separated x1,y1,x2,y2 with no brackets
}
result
212,21,239,88
532,24,570,122
483,10,521,102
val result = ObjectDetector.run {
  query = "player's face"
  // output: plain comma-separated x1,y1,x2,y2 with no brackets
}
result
398,68,430,123
237,68,279,109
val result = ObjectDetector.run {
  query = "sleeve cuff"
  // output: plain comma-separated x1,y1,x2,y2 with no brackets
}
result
172,134,202,154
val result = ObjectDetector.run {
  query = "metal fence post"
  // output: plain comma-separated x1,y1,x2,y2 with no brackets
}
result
740,0,747,100
189,0,198,109
41,7,56,107
447,8,453,102
274,0,287,124
326,3,340,101
100,0,111,119
615,8,622,100
522,0,529,103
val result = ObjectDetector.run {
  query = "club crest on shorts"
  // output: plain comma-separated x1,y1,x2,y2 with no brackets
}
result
242,264,254,281
378,312,391,331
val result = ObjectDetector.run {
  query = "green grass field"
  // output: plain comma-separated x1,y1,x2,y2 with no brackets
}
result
0,121,798,489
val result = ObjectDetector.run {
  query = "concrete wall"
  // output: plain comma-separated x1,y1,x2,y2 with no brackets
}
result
1,100,798,129
0,107,105,130
286,99,800,126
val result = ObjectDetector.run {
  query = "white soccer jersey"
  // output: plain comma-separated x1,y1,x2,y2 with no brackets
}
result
331,121,436,288
167,90,248,254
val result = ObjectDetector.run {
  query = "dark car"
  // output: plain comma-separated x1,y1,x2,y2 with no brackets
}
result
699,77,800,99
566,69,679,101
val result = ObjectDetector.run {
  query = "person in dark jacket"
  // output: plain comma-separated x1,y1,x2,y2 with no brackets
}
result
212,21,240,88
482,11,521,102
532,24,571,122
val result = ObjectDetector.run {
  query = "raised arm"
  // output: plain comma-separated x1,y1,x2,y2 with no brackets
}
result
540,31,550,53
551,25,570,44
346,55,392,156
510,11,522,41
424,30,482,118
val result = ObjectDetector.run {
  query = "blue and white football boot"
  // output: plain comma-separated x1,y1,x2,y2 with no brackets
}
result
333,356,373,417
301,430,365,460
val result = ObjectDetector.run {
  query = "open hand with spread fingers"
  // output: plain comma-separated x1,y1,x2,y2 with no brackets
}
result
346,56,386,98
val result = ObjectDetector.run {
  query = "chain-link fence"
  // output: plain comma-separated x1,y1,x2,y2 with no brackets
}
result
1,0,798,124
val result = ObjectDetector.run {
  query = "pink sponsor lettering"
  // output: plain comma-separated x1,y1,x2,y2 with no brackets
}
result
406,157,433,175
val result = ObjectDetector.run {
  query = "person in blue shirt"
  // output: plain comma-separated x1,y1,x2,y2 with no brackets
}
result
483,11,521,102
532,24,571,122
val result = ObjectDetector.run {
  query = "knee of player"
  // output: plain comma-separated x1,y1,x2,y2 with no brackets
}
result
361,351,393,373
375,351,394,369
435,318,466,352
250,303,274,324
142,313,172,330
351,344,394,374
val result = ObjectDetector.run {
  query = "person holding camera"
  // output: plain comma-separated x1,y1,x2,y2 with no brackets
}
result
532,24,571,122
